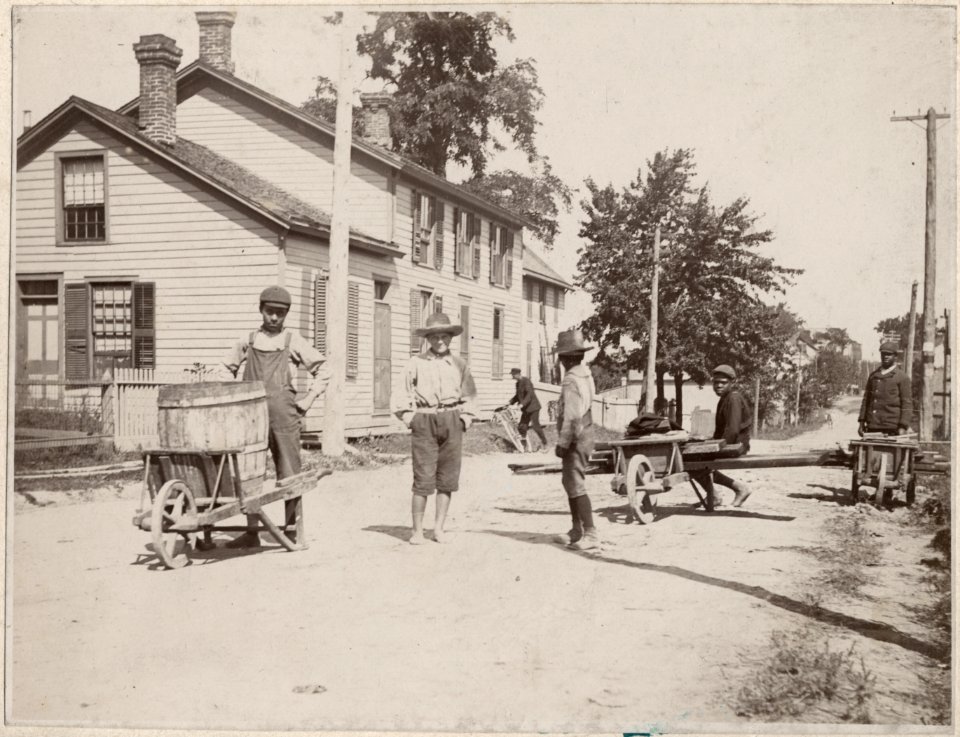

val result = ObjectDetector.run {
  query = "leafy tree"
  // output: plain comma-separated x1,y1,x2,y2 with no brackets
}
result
460,158,573,245
577,148,802,421
356,12,543,177
875,313,923,351
822,327,852,353
300,75,366,136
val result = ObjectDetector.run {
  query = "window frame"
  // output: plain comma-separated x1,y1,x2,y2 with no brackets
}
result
55,150,109,246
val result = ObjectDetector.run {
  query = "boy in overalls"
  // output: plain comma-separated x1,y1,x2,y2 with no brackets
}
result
218,286,330,547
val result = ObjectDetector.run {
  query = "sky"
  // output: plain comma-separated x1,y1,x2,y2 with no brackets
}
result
11,2,958,360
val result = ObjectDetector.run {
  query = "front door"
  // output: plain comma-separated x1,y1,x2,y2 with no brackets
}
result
373,282,392,411
17,279,61,407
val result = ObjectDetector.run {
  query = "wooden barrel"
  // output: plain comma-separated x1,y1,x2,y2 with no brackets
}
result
157,381,269,497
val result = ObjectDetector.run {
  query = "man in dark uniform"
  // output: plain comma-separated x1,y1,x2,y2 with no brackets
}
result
859,341,913,436
691,364,753,508
218,286,330,548
506,367,547,450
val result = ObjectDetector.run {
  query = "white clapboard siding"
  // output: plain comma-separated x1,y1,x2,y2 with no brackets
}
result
177,88,392,240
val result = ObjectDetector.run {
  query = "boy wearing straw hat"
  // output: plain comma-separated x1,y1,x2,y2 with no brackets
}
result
552,329,601,551
394,312,478,545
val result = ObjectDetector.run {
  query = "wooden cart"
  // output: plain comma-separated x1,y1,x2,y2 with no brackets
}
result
132,446,330,569
607,434,693,524
493,406,529,452
848,437,920,507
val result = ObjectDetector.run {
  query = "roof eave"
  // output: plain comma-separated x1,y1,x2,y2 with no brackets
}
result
287,221,406,259
522,269,573,291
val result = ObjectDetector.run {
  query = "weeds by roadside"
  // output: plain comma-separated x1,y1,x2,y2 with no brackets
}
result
735,626,876,722
754,417,827,441
792,512,883,598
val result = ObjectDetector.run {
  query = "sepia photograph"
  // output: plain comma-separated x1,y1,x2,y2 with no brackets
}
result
7,2,956,733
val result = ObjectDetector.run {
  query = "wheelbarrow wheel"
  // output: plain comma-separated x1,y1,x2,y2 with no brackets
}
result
625,454,658,525
151,480,197,570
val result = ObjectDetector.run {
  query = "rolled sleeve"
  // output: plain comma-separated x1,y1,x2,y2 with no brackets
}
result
217,340,246,380
558,378,582,448
392,360,418,426
290,333,330,396
458,363,479,428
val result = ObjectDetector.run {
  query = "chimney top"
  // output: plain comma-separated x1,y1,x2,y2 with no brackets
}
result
359,92,393,149
133,34,182,146
196,11,237,74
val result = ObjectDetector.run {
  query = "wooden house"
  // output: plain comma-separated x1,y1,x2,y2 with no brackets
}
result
14,13,570,437
521,248,573,383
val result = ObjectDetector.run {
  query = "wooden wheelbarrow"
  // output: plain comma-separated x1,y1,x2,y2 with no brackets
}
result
132,446,330,569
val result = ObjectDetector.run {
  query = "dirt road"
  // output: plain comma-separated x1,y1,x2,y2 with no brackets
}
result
8,396,947,731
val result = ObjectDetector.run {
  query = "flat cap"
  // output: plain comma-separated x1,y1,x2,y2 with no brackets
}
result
879,341,900,354
712,364,737,380
259,286,291,308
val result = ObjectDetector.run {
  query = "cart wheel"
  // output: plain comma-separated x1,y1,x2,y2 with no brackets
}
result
875,454,891,509
849,471,860,505
151,480,197,569
625,454,658,525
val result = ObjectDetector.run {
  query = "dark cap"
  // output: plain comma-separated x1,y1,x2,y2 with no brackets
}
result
510,367,521,375
712,364,737,380
259,286,291,308
879,341,899,354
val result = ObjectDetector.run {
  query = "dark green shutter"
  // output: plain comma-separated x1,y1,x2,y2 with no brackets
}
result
346,281,359,377
132,282,156,369
315,274,328,353
64,283,90,381
434,200,445,269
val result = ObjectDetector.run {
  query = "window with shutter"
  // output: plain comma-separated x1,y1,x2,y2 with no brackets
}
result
489,225,497,285
526,282,533,320
64,283,90,382
492,306,504,379
346,281,359,377
434,295,443,314
453,207,461,274
558,289,566,311
434,201,445,270
315,273,328,353
504,230,514,290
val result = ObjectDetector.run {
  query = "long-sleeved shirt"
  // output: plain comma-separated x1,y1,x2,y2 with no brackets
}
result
217,327,331,395
509,376,541,412
858,366,912,430
557,363,595,448
714,388,752,452
393,350,478,428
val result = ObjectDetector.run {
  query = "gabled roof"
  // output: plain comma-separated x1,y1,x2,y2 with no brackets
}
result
522,248,573,291
16,96,402,258
117,61,532,229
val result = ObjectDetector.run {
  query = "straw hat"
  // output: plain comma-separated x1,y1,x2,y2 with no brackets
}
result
555,329,593,356
416,312,463,337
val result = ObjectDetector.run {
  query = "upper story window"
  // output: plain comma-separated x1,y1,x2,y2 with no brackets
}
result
412,191,444,269
538,283,548,324
59,154,106,244
488,224,514,289
454,208,481,279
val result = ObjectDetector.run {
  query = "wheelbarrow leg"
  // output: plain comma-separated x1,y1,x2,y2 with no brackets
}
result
257,509,303,552
284,497,307,550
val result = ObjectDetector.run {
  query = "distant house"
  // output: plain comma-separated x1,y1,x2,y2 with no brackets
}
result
14,12,570,437
520,248,573,383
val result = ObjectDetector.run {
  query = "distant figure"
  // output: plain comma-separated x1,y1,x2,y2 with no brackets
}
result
858,341,912,437
505,367,547,450
825,412,834,428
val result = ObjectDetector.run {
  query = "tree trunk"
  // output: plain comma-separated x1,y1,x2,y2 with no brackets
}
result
673,371,684,424
656,368,666,404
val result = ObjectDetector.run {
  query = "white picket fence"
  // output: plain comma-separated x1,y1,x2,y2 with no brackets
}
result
112,368,192,451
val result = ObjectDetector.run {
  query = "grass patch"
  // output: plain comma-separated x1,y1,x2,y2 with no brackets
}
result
14,444,140,473
794,513,883,598
754,417,827,441
735,626,876,722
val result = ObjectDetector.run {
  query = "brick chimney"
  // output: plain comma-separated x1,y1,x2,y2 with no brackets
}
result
196,11,236,74
359,92,393,148
133,34,183,146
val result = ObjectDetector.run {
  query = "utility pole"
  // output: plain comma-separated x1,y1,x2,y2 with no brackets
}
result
905,280,918,379
323,11,360,456
891,106,950,440
753,377,760,434
644,225,660,413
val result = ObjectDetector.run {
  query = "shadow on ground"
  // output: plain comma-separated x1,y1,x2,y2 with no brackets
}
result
480,528,948,663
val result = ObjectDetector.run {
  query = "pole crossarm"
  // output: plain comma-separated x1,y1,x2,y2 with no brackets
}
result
890,114,950,122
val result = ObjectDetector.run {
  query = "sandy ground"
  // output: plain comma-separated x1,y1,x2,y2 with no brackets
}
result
8,396,949,732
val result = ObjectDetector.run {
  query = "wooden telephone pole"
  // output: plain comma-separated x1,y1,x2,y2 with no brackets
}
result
890,107,950,440
643,225,661,413
323,12,360,456
905,280,918,380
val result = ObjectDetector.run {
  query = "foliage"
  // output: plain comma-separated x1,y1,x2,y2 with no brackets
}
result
821,327,852,352
300,75,367,137
809,350,859,409
736,626,875,722
577,148,802,416
875,313,923,351
460,158,573,245
356,12,543,177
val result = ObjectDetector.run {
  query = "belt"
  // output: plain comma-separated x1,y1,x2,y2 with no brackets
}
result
415,403,462,414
